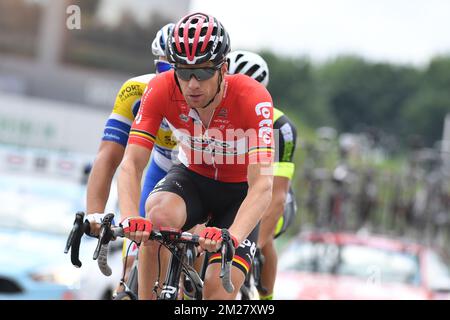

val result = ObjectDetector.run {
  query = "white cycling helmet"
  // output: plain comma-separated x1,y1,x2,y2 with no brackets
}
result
227,50,269,87
151,23,175,57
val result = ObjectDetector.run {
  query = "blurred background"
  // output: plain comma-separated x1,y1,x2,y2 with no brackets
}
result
1,0,450,300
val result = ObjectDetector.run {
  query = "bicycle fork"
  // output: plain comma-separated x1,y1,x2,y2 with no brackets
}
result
159,245,185,300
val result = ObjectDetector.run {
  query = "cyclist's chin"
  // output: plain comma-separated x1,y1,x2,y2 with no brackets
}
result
186,96,207,109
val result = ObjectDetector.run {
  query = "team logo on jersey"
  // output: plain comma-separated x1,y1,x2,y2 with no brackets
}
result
255,102,273,144
217,108,228,118
179,114,189,122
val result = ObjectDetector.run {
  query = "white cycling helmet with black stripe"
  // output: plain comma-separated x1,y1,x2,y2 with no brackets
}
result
151,22,175,57
227,50,269,87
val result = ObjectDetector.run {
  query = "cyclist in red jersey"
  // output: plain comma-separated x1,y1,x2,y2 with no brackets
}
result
118,12,274,299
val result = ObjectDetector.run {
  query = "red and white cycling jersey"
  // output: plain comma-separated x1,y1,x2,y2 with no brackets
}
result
128,70,274,183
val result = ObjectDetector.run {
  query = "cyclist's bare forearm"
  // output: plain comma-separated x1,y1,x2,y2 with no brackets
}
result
86,141,125,213
257,197,285,248
258,176,290,248
118,144,152,218
229,163,273,244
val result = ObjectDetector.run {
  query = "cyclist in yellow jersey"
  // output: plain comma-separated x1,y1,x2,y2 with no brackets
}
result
227,50,298,300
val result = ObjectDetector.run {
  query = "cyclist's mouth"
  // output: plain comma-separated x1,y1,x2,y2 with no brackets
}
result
189,94,203,101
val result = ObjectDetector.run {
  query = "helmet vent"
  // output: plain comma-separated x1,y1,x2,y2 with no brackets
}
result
188,27,196,38
169,12,230,64
246,64,260,77
235,61,248,74
255,71,267,83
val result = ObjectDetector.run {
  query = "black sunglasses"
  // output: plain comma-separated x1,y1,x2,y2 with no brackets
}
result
175,63,223,81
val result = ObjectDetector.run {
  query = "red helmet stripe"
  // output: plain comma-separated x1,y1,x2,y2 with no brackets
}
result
174,20,183,53
184,16,195,62
191,15,205,61
200,15,214,53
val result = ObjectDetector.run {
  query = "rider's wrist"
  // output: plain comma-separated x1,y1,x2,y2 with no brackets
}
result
85,212,116,226
230,234,239,249
226,228,240,248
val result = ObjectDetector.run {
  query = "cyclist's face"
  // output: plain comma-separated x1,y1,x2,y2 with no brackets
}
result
176,61,226,109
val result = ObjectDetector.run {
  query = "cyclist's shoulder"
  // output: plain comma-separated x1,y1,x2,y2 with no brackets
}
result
226,74,272,110
142,70,177,100
273,108,297,128
127,73,157,85
114,73,154,104
273,107,284,122
118,73,156,92
146,70,176,87
227,73,265,92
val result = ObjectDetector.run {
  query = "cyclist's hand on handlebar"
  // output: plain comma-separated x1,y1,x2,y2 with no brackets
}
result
120,216,152,245
198,227,238,253
85,213,113,237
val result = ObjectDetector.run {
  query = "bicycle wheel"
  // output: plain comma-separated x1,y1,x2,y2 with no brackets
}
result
240,285,252,300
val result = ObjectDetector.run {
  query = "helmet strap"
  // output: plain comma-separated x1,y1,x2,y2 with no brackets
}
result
174,72,182,93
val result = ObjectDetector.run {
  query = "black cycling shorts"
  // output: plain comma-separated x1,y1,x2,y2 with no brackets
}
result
150,164,258,276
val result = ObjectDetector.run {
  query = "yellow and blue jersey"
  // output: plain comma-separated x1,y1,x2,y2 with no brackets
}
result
102,74,177,171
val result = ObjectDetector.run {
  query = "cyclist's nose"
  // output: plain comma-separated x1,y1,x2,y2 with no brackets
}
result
187,76,201,89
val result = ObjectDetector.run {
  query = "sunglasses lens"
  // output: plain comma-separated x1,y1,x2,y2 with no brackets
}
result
175,67,216,81
155,61,172,73
174,69,191,81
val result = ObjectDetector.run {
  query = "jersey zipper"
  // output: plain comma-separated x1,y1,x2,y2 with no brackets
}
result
193,107,220,180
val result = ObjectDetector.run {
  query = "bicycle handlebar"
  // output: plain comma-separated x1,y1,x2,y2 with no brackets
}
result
65,212,236,294
64,211,86,268
93,214,204,277
98,216,235,293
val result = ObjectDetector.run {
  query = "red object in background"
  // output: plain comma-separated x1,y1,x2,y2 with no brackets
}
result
6,154,25,165
57,159,75,171
276,231,450,300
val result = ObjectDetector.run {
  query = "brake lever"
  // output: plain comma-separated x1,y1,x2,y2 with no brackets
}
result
219,229,235,293
93,213,115,260
64,211,85,268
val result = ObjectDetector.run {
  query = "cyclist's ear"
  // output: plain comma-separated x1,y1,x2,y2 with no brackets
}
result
221,61,228,74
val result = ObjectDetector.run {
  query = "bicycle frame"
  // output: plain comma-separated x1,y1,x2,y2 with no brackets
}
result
118,242,202,300
159,241,200,300
240,248,266,300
